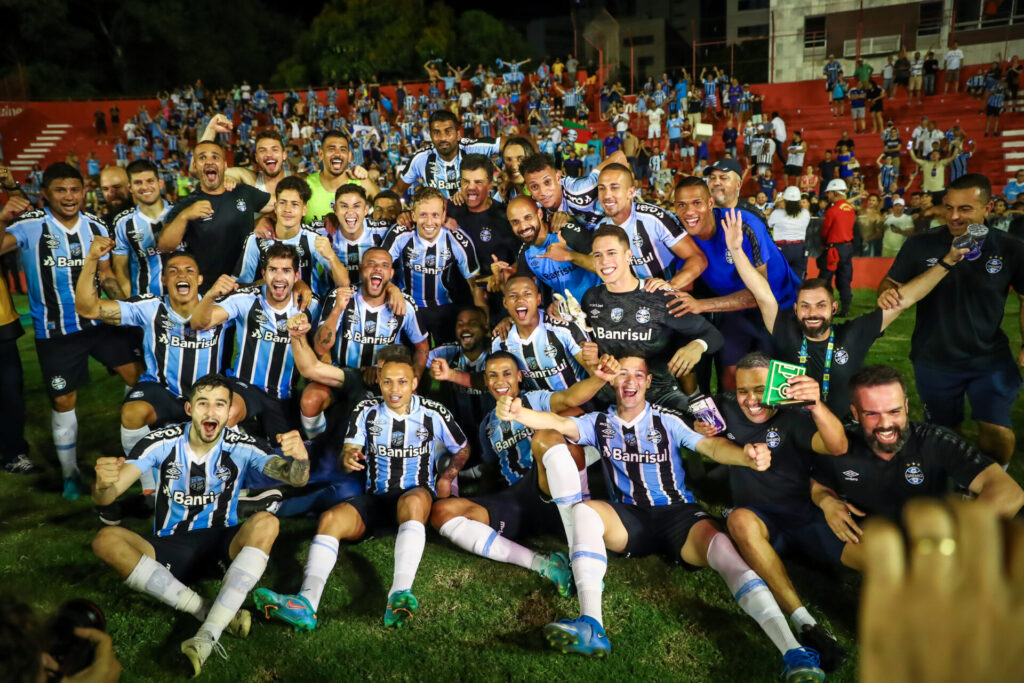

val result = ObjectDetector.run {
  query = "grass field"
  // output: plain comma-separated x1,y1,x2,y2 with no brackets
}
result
2,290,1022,682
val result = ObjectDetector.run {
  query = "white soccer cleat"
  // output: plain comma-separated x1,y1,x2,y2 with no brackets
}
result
224,609,251,639
181,630,226,677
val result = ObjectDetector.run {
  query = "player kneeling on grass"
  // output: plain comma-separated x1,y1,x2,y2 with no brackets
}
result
253,341,470,630
500,356,826,682
90,373,310,677
429,350,621,595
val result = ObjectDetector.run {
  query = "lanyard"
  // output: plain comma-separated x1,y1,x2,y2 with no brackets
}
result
799,328,835,400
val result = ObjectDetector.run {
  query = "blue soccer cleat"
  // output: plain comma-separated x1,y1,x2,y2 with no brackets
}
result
538,552,575,597
384,590,418,628
782,646,826,682
252,588,317,632
543,615,611,657
62,475,86,501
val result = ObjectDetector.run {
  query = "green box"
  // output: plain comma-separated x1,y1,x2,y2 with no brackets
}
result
762,360,810,406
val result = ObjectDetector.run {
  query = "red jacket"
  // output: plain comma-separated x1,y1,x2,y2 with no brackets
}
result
822,199,856,244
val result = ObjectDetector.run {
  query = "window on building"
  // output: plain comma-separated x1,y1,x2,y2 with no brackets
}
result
623,35,655,47
918,1,944,35
954,0,1019,29
737,0,770,10
804,16,826,49
737,24,770,38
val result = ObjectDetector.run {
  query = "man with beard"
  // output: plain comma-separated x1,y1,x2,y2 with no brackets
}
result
429,307,495,448
201,118,291,198
319,184,394,288
721,209,969,417
304,130,380,223
428,351,620,593
299,248,428,439
0,164,140,499
235,176,348,297
594,163,707,287
191,244,321,439
158,141,275,294
372,190,402,222
520,152,627,229
394,110,500,198
112,160,172,297
879,174,1024,467
77,246,227,511
810,366,1023,572
90,373,309,676
98,166,132,224
384,187,487,344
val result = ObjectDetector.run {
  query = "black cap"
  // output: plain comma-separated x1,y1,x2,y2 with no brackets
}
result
708,158,742,177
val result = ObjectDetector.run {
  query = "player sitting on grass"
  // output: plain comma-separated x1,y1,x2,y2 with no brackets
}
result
89,373,310,677
500,355,826,682
429,350,621,594
253,341,470,630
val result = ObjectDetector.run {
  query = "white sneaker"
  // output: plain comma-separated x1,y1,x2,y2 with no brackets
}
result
181,630,226,677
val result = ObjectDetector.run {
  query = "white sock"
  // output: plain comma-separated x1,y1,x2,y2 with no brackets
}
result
706,533,801,654
52,409,79,477
124,554,207,618
121,425,154,491
300,412,327,438
571,504,607,626
201,546,269,641
299,534,340,611
439,516,539,570
390,520,426,595
542,445,583,548
789,606,816,632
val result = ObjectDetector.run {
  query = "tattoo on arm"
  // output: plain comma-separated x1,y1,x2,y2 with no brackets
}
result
99,304,121,324
101,277,126,301
262,456,310,486
316,325,336,349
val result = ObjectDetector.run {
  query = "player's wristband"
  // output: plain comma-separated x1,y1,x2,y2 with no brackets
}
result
938,259,955,271
693,338,709,353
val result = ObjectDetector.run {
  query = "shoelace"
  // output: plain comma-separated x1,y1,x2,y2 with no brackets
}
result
194,631,228,661
7,456,35,472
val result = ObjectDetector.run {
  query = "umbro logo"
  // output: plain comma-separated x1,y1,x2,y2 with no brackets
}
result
842,469,860,481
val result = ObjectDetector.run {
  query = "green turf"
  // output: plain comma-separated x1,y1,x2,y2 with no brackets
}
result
2,290,1022,682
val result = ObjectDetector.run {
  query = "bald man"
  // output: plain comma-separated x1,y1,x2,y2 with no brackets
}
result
99,165,132,227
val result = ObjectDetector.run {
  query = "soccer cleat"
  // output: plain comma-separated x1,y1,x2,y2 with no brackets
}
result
3,454,40,474
537,552,575,597
383,590,418,628
252,588,317,632
799,623,848,673
96,502,122,526
782,646,826,682
543,616,611,657
62,475,86,501
224,608,252,639
237,489,283,518
181,630,226,677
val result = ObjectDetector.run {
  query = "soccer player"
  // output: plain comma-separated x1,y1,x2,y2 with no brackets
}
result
505,195,599,304
383,187,487,343
252,344,470,630
299,248,428,438
157,141,275,293
499,357,826,681
201,117,291,197
671,175,800,391
111,160,171,297
191,243,320,438
89,373,310,676
693,353,849,671
594,163,707,287
722,208,969,417
520,152,612,228
394,110,500,198
582,224,723,412
429,350,620,592
304,130,380,223
0,163,140,498
235,176,347,297
372,189,402,223
429,307,494,446
878,174,1024,467
319,184,392,287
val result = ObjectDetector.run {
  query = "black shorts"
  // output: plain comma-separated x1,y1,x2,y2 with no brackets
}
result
36,326,141,398
472,469,562,540
987,104,1002,117
744,502,845,566
147,526,237,584
614,501,714,562
785,164,802,177
914,359,1022,428
123,381,188,426
894,75,909,87
416,303,460,345
228,378,299,439
346,487,435,538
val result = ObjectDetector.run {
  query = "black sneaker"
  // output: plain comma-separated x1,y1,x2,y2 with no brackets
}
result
237,489,283,518
96,502,123,526
3,454,41,474
798,623,848,673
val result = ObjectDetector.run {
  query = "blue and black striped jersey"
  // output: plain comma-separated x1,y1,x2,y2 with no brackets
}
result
383,225,480,308
127,423,276,537
571,401,703,507
398,138,500,197
595,201,687,281
7,208,109,339
316,217,391,286
345,395,468,495
118,294,226,398
480,390,553,486
112,203,171,297
216,286,321,399
427,343,494,434
491,313,589,392
234,226,333,297
322,287,428,369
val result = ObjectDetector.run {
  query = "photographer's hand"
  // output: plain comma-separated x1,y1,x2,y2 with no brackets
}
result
63,628,121,683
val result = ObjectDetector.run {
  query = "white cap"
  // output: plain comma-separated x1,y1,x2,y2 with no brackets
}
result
825,179,848,194
893,197,906,206
782,186,801,202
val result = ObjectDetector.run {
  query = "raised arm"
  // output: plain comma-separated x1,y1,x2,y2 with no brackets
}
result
75,236,123,324
550,355,620,413
778,375,849,455
92,456,143,506
157,200,213,252
878,238,969,329
970,463,1024,517
259,431,311,487
720,208,779,332
495,394,581,442
314,234,351,288
288,313,347,387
